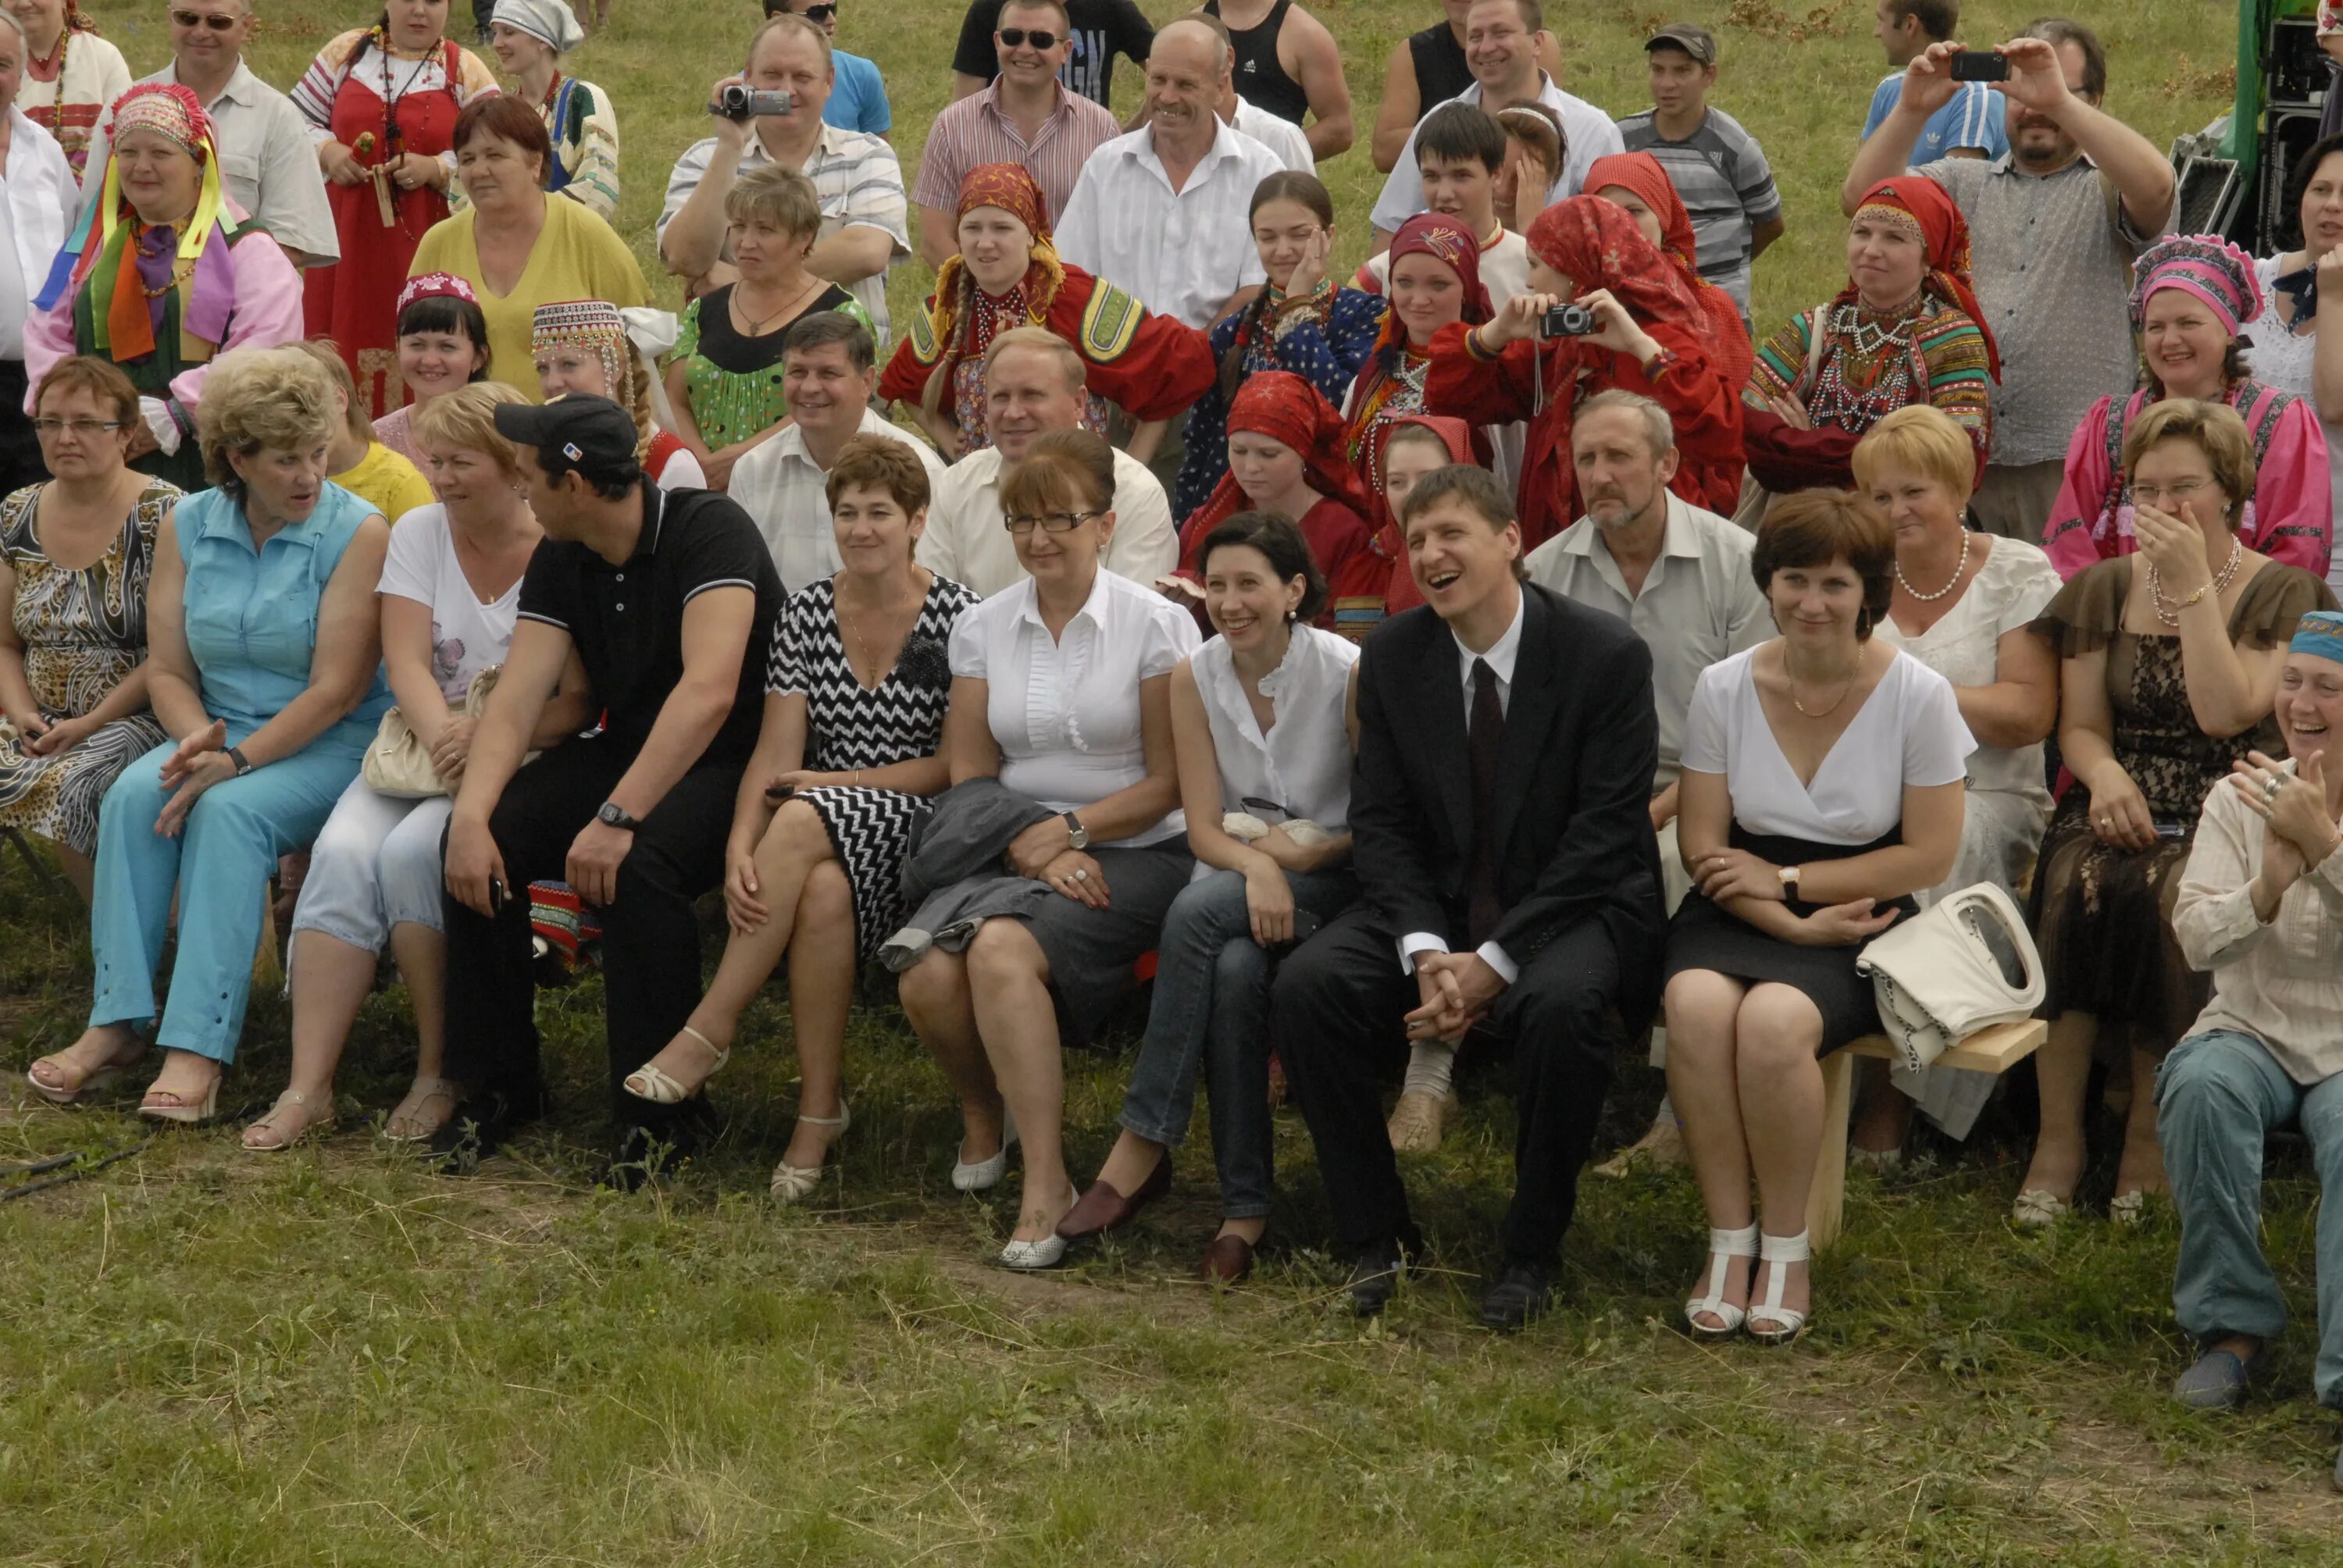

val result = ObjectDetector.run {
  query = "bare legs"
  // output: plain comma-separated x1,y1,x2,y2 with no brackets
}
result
898,947,1005,1167
2021,1010,2096,1203
27,1021,146,1096
778,861,854,1171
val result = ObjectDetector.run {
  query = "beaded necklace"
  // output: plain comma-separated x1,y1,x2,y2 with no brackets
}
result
27,22,67,86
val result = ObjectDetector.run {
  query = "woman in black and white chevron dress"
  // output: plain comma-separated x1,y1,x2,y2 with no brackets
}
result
621,436,975,1202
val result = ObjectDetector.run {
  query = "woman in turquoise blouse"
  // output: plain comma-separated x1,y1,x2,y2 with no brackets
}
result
25,347,391,1122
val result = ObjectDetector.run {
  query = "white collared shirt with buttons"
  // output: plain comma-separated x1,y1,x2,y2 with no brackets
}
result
914,443,1179,599
947,565,1202,846
0,109,70,361
1396,586,1527,981
1053,117,1287,330
726,406,948,594
1371,74,1623,235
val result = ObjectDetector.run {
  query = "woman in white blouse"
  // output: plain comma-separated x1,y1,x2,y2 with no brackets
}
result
243,383,587,1151
1850,404,2062,1156
897,429,1202,1270
1664,490,1972,1344
1063,513,1360,1284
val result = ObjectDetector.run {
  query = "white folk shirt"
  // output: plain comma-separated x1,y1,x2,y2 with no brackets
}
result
947,565,1202,846
1054,117,1287,330
726,408,948,594
0,109,72,361
914,443,1177,599
1371,74,1623,235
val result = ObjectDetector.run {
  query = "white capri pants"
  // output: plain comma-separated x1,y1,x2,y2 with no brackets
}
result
287,777,454,950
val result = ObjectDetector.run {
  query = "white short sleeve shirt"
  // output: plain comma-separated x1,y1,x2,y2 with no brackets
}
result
375,504,522,704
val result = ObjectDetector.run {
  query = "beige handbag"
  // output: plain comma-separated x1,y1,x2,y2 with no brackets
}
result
1854,882,2045,1074
362,665,516,799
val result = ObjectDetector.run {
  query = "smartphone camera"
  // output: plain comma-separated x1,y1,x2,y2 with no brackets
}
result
1541,301,1598,337
1948,49,2010,82
712,85,794,122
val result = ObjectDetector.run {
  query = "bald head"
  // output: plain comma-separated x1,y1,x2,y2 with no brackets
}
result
1143,19,1229,151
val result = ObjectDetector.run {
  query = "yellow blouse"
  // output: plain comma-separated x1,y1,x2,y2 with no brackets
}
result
408,194,649,400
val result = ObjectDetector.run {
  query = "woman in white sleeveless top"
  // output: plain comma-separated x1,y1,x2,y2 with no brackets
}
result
1062,513,1361,1284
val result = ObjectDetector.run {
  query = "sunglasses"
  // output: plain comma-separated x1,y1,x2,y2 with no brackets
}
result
996,27,1060,48
169,7,241,28
763,1,836,17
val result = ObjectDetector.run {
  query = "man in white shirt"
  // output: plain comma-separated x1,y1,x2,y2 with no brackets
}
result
1178,9,1312,173
727,313,946,593
918,326,1176,597
1353,102,1530,307
81,0,337,267
659,13,910,340
0,18,73,492
1053,18,1287,331
1370,0,1621,251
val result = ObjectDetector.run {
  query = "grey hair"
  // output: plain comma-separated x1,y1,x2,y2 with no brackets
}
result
1575,388,1674,456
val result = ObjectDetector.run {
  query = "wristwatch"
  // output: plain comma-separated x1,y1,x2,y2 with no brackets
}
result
1063,811,1089,850
1778,864,1802,900
227,746,253,777
597,801,641,831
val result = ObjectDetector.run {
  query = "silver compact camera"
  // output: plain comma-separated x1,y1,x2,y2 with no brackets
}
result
1540,301,1598,337
711,85,793,121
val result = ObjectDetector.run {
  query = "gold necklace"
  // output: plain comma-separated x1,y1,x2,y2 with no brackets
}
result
733,274,823,337
1787,655,1860,718
834,577,915,683
2147,532,2243,628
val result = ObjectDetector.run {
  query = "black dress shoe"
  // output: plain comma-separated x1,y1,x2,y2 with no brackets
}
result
1344,1239,1412,1319
426,1082,546,1172
1478,1259,1553,1333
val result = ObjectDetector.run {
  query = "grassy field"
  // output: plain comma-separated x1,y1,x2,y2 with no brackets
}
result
10,1,2343,1563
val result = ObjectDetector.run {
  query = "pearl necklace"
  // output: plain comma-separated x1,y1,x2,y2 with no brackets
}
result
1894,526,1970,602
2147,533,2243,628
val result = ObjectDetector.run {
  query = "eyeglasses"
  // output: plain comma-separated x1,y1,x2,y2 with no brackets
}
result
1003,509,1103,535
997,27,1061,48
2130,479,2213,505
31,418,125,437
169,8,241,29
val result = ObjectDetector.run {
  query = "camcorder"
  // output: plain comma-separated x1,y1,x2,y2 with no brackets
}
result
711,85,793,122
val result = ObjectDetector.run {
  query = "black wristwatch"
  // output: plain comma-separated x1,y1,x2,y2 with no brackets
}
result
227,745,253,777
597,801,640,831
1063,811,1089,850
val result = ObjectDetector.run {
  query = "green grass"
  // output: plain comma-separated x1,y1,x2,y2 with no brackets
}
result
9,1,2341,1563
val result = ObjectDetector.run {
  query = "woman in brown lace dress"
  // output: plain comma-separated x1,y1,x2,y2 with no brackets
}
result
2022,400,2335,1228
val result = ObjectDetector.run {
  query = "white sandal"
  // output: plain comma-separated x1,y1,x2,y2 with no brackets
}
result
769,1102,851,1204
241,1088,337,1152
1748,1229,1812,1345
623,1025,729,1105
383,1075,458,1142
1684,1221,1759,1340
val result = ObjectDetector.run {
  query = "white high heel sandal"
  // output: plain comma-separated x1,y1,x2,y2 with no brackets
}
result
769,1102,850,1204
1684,1222,1759,1339
1748,1229,1812,1345
623,1025,729,1105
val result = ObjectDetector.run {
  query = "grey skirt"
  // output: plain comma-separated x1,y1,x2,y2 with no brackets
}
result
1016,843,1194,1042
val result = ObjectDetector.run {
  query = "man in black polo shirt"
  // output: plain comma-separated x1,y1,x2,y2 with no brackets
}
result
437,397,783,1177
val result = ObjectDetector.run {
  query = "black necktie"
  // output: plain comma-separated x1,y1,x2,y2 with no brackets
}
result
1467,657,1504,946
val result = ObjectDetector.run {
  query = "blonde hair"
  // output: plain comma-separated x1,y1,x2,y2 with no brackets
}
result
725,161,822,241
198,346,338,494
285,340,373,442
408,381,532,476
1851,403,1978,500
2123,397,2259,515
982,325,1086,395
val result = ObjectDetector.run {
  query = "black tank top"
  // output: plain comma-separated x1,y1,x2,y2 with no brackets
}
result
1407,19,1475,109
1205,0,1311,125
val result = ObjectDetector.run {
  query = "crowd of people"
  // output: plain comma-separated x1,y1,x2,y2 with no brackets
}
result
4,0,2343,1484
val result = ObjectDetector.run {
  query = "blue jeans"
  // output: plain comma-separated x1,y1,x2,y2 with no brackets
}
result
2157,1028,2343,1409
1118,866,1357,1220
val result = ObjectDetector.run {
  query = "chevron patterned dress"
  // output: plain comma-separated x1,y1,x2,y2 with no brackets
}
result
768,574,979,962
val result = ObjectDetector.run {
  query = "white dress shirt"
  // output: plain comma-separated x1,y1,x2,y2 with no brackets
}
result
1371,75,1623,234
915,443,1178,598
1191,625,1357,833
1054,118,1287,329
85,62,338,265
947,565,1203,846
1398,587,1526,980
1230,97,1314,173
726,407,948,593
0,110,72,362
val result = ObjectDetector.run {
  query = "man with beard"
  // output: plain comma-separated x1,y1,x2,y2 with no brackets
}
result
1843,20,2174,546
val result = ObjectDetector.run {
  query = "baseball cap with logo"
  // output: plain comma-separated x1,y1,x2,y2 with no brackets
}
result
493,394,643,486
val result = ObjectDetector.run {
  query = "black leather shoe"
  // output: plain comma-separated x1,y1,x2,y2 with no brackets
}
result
1478,1259,1553,1333
426,1082,546,1172
1345,1239,1412,1319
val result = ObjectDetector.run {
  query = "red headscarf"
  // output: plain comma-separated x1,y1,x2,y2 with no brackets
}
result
1371,415,1478,616
1525,196,1704,333
1847,176,2001,381
1179,371,1373,566
1366,212,1492,370
913,164,1069,407
1582,151,1754,392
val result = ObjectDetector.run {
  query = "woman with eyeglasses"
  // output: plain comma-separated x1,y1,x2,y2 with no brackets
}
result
0,356,181,904
896,429,1200,1270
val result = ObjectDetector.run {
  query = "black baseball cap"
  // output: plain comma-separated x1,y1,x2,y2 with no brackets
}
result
494,394,642,484
1645,23,1717,65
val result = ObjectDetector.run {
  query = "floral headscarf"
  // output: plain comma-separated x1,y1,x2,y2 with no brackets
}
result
1582,151,1754,392
908,162,1068,417
1180,371,1373,564
1847,176,2000,381
1368,212,1492,372
1525,196,1704,334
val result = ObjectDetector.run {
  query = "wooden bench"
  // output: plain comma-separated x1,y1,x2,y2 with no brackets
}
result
1807,1017,2048,1249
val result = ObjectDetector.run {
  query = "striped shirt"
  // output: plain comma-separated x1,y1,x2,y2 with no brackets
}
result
1614,106,1781,318
658,124,911,346
911,80,1124,230
1862,74,2009,163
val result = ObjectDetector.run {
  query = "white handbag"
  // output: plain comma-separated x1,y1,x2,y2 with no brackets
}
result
362,666,527,799
1854,882,2045,1074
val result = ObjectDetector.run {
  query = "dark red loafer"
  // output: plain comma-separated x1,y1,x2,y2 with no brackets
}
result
1200,1233,1255,1284
1054,1156,1171,1240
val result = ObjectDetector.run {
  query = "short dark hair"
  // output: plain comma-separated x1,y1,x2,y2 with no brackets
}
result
1471,0,1542,32
1415,102,1507,176
1886,0,1958,42
452,93,555,185
1751,490,1895,640
1199,511,1328,623
1250,169,1333,226
999,0,1071,28
2288,130,2343,221
783,309,876,373
34,354,139,430
2024,16,2106,98
395,294,491,379
1400,462,1514,529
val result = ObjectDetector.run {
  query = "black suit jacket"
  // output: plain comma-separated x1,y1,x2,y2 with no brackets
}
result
1350,582,1668,1027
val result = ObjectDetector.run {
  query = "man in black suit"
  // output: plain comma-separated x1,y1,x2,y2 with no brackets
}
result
1273,463,1666,1328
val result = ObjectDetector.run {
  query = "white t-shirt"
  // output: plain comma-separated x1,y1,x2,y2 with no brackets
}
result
1681,646,1974,846
376,504,522,704
1355,226,1532,311
947,566,1202,846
